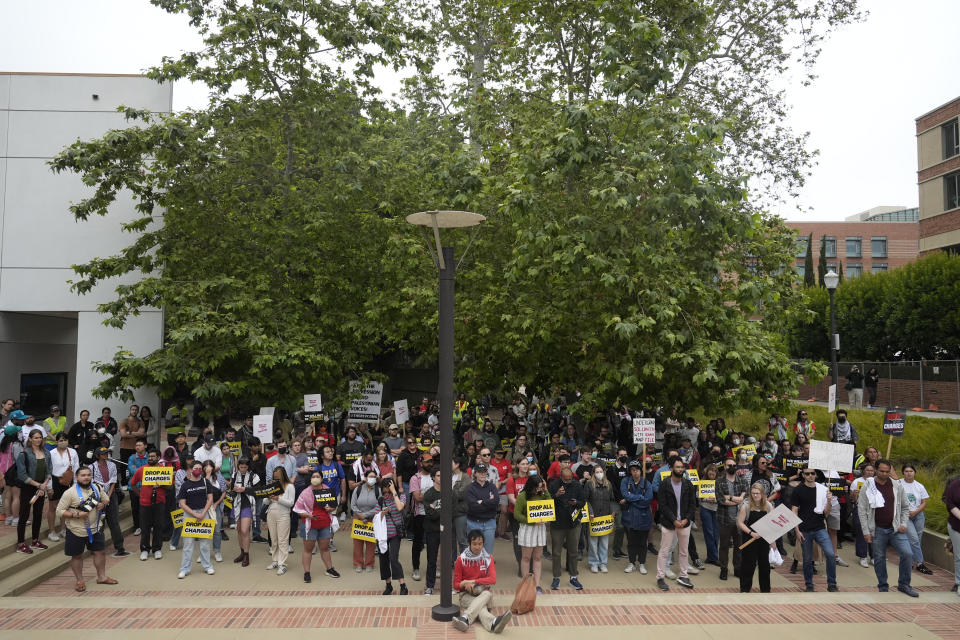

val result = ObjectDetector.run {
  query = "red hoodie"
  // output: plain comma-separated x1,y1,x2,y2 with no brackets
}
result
453,552,497,591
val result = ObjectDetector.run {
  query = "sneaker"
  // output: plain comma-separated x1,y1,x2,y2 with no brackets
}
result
897,585,919,597
590,565,599,574
154,551,163,560
916,564,934,575
600,564,608,573
178,571,187,579
694,559,705,570
355,566,362,573
214,552,222,562
266,562,278,570
229,523,236,529
288,545,294,553
612,551,627,560
805,584,814,592
205,567,215,575
112,548,128,557
647,542,658,554
365,566,373,573
828,584,839,592
277,565,287,576
16,543,32,554
412,569,421,581
543,550,552,559
657,578,669,591
424,587,433,595
48,531,61,542
329,542,337,552
569,577,583,590
252,535,268,543
665,568,677,580
536,587,543,595
836,558,849,567
624,563,635,573
170,543,177,551
220,532,229,541
551,578,560,590
491,610,512,634
140,551,149,561
31,540,49,550
638,563,647,575
686,566,700,575
133,528,141,536
677,576,694,589
859,557,869,568
452,615,469,632
399,583,408,595
303,572,312,583
325,568,341,578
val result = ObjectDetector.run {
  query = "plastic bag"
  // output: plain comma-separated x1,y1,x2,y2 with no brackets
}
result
768,547,784,567
510,573,537,615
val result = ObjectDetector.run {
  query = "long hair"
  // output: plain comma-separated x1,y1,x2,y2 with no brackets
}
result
272,466,291,487
523,474,544,499
586,468,610,490
748,482,769,511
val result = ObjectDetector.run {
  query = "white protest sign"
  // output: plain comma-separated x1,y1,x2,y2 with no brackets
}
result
808,439,854,474
253,414,273,444
259,406,276,416
394,399,409,424
632,418,656,445
827,384,836,413
348,380,383,423
748,504,803,543
303,394,323,413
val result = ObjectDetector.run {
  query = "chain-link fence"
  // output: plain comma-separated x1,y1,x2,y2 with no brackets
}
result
797,360,960,413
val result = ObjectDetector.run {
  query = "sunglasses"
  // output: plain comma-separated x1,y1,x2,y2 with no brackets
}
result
802,471,816,476
480,453,491,457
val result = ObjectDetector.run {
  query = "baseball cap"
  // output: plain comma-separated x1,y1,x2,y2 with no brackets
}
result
50,405,61,412
388,423,399,431
474,463,488,474
628,459,643,469
203,434,216,444
9,410,27,420
96,446,110,457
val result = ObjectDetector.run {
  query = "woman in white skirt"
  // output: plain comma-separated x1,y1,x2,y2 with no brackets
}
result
513,474,549,594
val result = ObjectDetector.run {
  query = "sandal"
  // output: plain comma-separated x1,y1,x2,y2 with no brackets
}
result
75,581,86,592
96,577,118,585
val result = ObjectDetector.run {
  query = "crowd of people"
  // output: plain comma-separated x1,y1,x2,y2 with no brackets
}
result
1,394,958,613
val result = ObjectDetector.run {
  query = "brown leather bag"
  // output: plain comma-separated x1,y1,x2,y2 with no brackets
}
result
510,573,537,615
59,465,74,487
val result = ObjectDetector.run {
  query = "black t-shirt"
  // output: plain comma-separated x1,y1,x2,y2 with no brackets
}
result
791,483,824,532
178,478,211,511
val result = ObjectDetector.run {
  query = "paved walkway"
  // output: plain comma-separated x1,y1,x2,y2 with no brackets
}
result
2,528,958,638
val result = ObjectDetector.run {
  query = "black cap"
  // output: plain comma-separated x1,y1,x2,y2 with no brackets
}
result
628,459,643,469
203,434,216,444
474,463,488,474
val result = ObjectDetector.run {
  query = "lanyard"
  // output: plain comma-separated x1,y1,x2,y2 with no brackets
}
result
76,483,101,542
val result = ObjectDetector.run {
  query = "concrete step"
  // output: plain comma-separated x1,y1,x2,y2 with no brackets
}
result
0,507,134,597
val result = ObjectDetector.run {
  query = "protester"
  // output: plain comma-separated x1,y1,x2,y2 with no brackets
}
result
1,430,22,527
351,469,380,573
655,456,697,591
900,464,933,575
858,459,918,596
376,476,408,594
56,466,117,591
846,365,864,409
422,467,444,595
737,482,774,593
865,367,880,408
130,448,167,560
15,429,53,553
942,475,960,593
513,474,549,593
585,464,613,573
229,457,260,566
794,410,815,439
293,470,340,582
265,466,295,575
451,530,512,634
699,463,720,566
850,463,875,567
621,459,654,574
202,460,227,562
548,466,585,590
465,463,499,554
177,461,214,578
46,432,80,541
792,467,838,592
408,453,435,581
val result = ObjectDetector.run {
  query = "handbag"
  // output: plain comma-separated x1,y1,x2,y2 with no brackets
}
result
510,573,538,615
768,547,784,567
59,465,74,487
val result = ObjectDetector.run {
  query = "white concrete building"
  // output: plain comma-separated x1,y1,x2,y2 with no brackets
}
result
0,72,169,423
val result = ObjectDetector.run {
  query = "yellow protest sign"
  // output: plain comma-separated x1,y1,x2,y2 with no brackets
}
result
687,469,700,485
170,508,184,529
223,493,234,511
141,466,173,486
732,444,757,461
697,480,716,499
577,503,590,523
350,518,377,543
182,518,216,539
589,514,614,536
525,499,556,524
660,469,672,480
227,441,242,457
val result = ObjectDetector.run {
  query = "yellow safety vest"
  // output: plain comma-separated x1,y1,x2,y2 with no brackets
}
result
44,416,67,444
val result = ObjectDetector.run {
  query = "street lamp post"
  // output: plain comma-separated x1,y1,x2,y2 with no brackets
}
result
824,269,840,398
406,210,485,622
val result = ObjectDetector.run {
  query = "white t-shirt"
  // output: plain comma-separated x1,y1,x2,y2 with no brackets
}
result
850,477,867,493
900,479,929,510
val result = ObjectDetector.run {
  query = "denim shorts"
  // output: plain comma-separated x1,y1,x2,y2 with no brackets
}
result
299,521,333,541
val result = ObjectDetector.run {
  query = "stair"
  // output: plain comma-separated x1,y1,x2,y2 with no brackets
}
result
0,503,134,597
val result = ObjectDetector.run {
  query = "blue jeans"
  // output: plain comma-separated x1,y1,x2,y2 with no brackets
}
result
212,503,223,552
801,528,837,587
905,512,925,565
466,518,496,555
871,526,913,590
949,525,960,588
587,533,609,567
180,536,212,574
700,507,719,562
853,509,871,559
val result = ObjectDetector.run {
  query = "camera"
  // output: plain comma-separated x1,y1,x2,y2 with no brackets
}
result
76,494,99,513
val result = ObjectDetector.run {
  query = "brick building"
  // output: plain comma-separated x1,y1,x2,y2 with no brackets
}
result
916,96,960,254
786,209,919,280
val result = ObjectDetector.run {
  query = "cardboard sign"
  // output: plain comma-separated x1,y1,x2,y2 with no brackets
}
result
394,399,409,424
660,469,672,480
254,414,273,444
732,445,757,462
350,518,377,543
687,469,700,485
306,454,319,468
632,418,656,445
697,480,716,499
304,394,323,413
314,487,336,507
883,408,905,437
828,384,837,413
259,406,276,416
227,441,243,457
141,466,173,486
784,457,807,470
182,518,216,539
808,440,854,474
571,503,589,523
170,508,184,529
589,514,614,536
748,504,803,544
825,478,846,494
253,481,282,498
525,498,556,523
223,493,234,511
348,380,383,423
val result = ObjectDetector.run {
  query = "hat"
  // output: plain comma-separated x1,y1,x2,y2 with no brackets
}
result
203,434,216,445
388,423,399,431
96,446,110,457
50,405,61,412
474,463,488,474
9,410,27,420
628,459,643,469
421,453,433,462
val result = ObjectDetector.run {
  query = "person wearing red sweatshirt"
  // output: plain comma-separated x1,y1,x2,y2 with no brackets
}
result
451,530,512,634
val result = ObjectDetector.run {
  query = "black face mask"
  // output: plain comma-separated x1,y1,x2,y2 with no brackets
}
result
278,447,288,455
618,456,628,465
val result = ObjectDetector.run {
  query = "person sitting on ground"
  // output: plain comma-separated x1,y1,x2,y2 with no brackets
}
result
451,529,512,634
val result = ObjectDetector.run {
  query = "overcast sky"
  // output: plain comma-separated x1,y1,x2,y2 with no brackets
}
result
3,0,959,221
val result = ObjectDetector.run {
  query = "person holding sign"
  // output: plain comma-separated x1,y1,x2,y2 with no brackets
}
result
699,464,720,566
621,459,654,575
292,470,341,582
585,466,614,574
351,469,381,573
737,483,774,593
655,456,697,591
857,459,918,597
375,476,408,595
228,457,261,566
790,466,838,592
265,467,296,575
176,461,214,579
513,474,550,593
130,449,170,560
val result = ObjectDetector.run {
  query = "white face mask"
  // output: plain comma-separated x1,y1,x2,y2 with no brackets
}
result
594,471,605,480
366,477,377,487
731,438,740,446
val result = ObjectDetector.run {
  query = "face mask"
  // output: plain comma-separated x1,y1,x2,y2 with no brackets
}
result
529,469,537,476
712,450,722,459
837,417,846,424
366,477,377,487
57,441,68,449
618,456,628,465
192,470,202,478
739,452,748,461
97,427,106,435
527,456,534,463
278,446,288,455
672,470,684,478
731,438,740,446
310,477,323,487
595,471,605,480
725,466,736,474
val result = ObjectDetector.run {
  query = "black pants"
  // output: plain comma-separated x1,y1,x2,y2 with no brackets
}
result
104,492,124,551
119,449,134,486
510,517,521,567
718,521,741,571
378,536,404,581
130,491,140,529
626,527,650,564
139,502,166,552
410,514,425,570
17,491,45,543
425,530,441,588
739,536,771,592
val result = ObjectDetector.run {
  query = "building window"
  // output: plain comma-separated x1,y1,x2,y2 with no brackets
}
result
946,171,960,211
823,236,837,258
795,237,808,257
847,263,862,278
871,236,887,258
871,263,888,274
846,236,861,257
944,118,960,160
794,262,805,278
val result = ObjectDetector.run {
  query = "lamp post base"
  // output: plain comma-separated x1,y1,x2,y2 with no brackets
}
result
431,603,460,622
